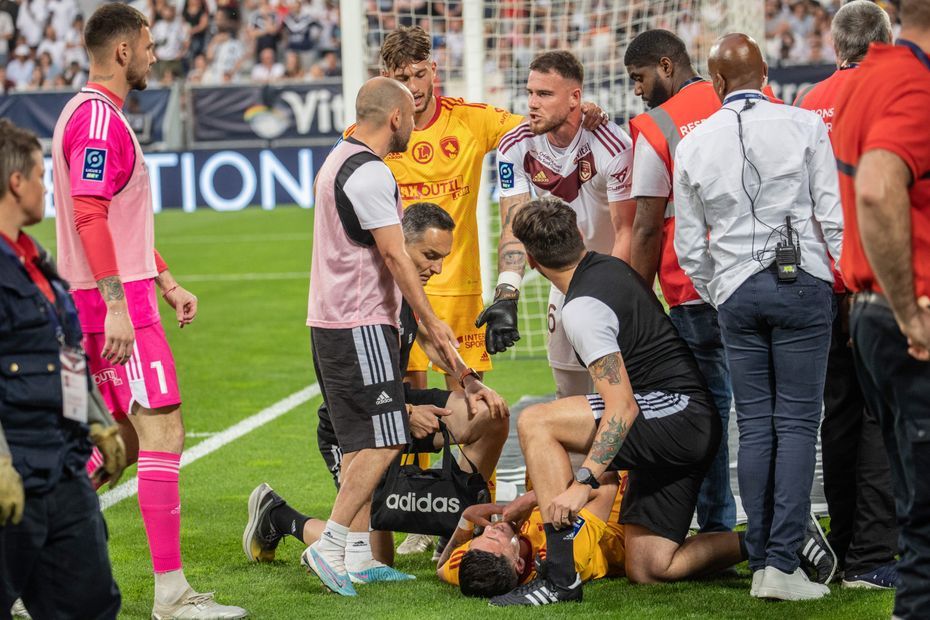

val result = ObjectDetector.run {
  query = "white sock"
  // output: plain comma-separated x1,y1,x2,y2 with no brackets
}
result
345,531,381,572
154,569,191,605
315,519,349,572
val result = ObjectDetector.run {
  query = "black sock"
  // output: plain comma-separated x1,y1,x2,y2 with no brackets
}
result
738,530,749,561
270,503,311,543
543,523,577,588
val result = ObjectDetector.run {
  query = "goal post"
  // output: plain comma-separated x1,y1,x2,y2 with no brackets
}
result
340,0,765,359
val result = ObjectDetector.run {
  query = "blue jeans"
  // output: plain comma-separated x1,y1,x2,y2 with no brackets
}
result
717,266,834,572
669,302,736,532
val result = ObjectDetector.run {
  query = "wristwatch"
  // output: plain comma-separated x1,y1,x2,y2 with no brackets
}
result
574,467,600,489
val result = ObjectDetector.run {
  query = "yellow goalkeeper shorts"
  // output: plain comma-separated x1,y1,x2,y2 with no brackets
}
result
407,293,493,374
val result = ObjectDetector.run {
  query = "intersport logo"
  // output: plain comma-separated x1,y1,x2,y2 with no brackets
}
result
385,492,461,514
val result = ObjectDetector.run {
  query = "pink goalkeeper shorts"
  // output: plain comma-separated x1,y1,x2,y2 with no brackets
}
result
84,321,181,419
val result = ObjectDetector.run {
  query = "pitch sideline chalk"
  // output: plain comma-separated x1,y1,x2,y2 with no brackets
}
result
100,384,321,510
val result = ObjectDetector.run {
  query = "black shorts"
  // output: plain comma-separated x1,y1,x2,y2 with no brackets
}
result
586,390,720,544
317,383,451,489
311,325,409,454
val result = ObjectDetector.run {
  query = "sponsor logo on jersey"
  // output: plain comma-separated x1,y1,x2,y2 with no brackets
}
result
375,391,393,405
82,147,107,182
93,368,123,387
440,136,460,159
457,332,487,350
412,141,434,163
610,166,631,187
399,176,470,200
574,142,592,161
499,162,514,189
386,491,461,513
533,170,549,184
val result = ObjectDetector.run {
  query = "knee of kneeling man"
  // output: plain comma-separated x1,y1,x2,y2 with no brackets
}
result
625,561,670,585
517,405,548,436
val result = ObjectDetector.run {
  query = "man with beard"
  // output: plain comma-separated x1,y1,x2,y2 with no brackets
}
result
51,4,247,618
487,50,635,398
304,76,460,597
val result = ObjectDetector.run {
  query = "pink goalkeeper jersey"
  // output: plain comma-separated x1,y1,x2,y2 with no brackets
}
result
53,87,157,291
307,137,403,329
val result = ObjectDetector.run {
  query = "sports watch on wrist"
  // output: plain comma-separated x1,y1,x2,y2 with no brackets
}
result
574,467,600,489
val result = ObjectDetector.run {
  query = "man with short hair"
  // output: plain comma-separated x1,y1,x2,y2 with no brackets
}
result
794,0,899,590
304,76,460,597
436,472,626,598
625,28,739,538
832,1,930,614
52,4,247,618
488,197,745,607
244,202,509,577
484,50,635,398
674,33,843,601
0,120,123,620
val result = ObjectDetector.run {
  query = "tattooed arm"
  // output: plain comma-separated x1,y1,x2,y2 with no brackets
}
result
497,192,532,281
97,275,134,365
580,351,639,477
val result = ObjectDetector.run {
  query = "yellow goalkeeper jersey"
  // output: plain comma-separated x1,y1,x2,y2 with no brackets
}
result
345,96,523,296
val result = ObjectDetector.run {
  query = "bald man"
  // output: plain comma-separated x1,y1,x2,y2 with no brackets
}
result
674,34,843,601
303,76,459,596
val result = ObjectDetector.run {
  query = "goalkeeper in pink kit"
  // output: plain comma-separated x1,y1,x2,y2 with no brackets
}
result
52,4,246,618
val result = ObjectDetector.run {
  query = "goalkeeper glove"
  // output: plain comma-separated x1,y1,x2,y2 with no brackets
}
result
475,284,521,354
0,456,24,526
89,423,127,489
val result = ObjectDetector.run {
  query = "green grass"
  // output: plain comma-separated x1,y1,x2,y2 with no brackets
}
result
29,207,893,619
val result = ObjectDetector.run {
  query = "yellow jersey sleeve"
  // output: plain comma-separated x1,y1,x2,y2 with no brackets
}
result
437,540,473,586
472,103,524,153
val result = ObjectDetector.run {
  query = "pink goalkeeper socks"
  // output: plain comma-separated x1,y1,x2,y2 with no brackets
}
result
137,451,183,573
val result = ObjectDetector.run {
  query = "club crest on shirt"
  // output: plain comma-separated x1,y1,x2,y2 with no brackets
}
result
579,160,593,181
82,147,107,182
440,136,459,159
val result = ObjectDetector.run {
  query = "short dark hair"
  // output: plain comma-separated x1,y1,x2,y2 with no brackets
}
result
0,119,42,201
381,26,432,72
832,1,892,63
624,29,692,69
529,50,584,85
511,197,585,270
402,201,455,241
85,3,149,60
458,549,520,598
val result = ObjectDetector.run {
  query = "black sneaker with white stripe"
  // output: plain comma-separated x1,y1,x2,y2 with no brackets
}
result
798,513,837,584
488,574,582,607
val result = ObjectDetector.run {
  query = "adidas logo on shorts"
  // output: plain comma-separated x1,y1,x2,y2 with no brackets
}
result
375,391,393,405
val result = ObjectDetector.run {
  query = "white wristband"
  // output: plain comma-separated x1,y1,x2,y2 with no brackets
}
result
496,272,523,291
457,517,474,531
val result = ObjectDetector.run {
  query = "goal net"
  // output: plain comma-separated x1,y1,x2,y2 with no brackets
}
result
348,0,763,359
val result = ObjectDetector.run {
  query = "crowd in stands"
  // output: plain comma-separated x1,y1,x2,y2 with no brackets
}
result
0,0,342,92
765,0,900,66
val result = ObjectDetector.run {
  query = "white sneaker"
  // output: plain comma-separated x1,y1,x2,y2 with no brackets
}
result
10,598,30,619
750,569,765,597
755,566,830,601
152,588,248,619
396,533,433,555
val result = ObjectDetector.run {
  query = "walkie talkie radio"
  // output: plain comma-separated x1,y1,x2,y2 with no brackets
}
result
776,216,801,282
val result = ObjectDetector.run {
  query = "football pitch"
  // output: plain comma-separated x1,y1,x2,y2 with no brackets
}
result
29,206,892,619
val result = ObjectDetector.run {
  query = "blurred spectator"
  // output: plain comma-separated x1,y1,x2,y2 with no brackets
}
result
283,49,303,78
215,0,242,34
187,53,209,84
250,46,284,82
36,23,65,69
151,3,189,81
320,49,340,77
0,66,8,94
47,0,76,42
247,0,282,60
283,0,322,69
183,0,211,63
63,15,87,69
15,0,43,48
58,59,86,89
6,45,34,89
36,51,60,86
205,29,245,83
0,7,12,67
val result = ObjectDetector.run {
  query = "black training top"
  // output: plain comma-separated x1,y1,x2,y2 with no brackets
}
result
398,299,418,376
562,252,709,399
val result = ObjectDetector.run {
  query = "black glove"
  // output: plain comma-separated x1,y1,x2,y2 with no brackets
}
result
475,286,520,354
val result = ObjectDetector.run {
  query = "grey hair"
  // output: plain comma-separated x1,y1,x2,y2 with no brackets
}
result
832,0,893,65
402,202,455,241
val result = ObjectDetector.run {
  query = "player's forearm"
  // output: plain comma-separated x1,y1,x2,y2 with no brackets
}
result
415,330,461,376
857,150,918,322
583,353,637,477
497,195,530,279
154,268,178,294
609,200,636,263
97,275,127,310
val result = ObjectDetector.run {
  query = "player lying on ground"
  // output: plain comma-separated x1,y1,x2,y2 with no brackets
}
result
243,202,509,580
487,197,835,607
436,472,626,597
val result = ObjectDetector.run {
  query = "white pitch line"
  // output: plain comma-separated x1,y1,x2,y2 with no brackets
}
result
177,271,309,282
100,384,321,510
